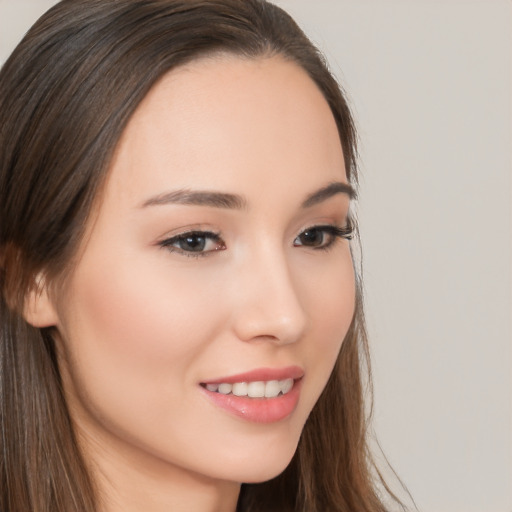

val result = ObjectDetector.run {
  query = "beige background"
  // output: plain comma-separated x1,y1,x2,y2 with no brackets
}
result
1,1,511,511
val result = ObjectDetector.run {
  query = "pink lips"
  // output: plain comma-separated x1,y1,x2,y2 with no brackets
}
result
200,366,304,424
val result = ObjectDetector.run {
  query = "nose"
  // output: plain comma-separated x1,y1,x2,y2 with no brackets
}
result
229,246,307,345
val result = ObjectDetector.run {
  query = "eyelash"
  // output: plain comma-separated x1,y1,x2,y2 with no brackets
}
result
293,224,353,251
158,222,353,258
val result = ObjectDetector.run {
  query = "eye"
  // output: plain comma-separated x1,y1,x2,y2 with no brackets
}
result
159,231,225,257
293,224,353,250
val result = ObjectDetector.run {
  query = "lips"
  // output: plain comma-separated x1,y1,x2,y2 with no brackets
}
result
202,366,304,385
200,366,303,423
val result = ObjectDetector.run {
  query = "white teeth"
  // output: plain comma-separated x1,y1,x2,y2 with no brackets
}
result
279,378,293,394
205,378,294,398
247,381,265,398
232,382,248,396
217,383,232,395
264,380,280,398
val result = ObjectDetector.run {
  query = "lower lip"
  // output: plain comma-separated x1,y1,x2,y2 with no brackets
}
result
201,380,302,423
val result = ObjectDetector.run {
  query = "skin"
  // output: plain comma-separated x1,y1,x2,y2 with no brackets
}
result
35,55,356,512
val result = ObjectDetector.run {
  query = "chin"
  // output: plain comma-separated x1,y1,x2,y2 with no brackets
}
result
224,434,300,484
240,462,293,484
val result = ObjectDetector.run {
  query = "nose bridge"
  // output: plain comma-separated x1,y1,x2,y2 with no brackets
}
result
231,242,307,344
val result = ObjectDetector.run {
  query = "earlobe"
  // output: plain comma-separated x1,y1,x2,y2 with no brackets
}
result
23,274,59,328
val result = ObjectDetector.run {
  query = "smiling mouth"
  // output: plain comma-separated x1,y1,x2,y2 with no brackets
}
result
201,378,294,398
200,368,303,422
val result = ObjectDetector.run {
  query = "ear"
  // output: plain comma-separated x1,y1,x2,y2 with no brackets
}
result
23,273,59,328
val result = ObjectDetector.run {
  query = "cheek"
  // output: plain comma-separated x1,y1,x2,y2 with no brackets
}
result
55,254,228,425
65,253,223,355
298,250,355,401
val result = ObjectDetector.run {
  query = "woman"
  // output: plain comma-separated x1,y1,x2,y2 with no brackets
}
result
0,1,403,511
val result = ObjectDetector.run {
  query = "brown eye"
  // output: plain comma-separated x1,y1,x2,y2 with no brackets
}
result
294,228,327,247
177,234,208,252
293,224,353,250
160,231,225,256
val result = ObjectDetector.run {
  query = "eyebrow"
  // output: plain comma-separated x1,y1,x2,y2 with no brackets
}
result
141,189,247,210
141,181,355,210
301,181,356,207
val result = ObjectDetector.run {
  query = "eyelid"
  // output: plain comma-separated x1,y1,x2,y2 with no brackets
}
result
302,217,354,237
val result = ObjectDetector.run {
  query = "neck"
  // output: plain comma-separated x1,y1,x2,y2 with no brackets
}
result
78,427,240,512
99,467,240,512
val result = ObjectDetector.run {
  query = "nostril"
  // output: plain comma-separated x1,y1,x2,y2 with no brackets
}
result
231,308,306,345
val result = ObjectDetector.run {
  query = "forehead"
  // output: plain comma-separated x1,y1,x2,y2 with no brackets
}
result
104,54,346,207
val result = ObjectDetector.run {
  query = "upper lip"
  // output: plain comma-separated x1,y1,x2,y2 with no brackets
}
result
201,365,304,385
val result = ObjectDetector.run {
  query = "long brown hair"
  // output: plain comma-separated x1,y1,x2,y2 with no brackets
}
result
0,1,402,511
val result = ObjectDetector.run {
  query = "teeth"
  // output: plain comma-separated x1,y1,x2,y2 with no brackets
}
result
247,381,265,397
280,378,293,394
205,378,294,397
264,380,280,398
218,383,232,395
232,382,248,396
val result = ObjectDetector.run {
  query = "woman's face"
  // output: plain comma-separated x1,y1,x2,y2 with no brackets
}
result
50,56,355,486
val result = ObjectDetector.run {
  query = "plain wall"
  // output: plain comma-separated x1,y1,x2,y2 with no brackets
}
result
1,1,511,511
